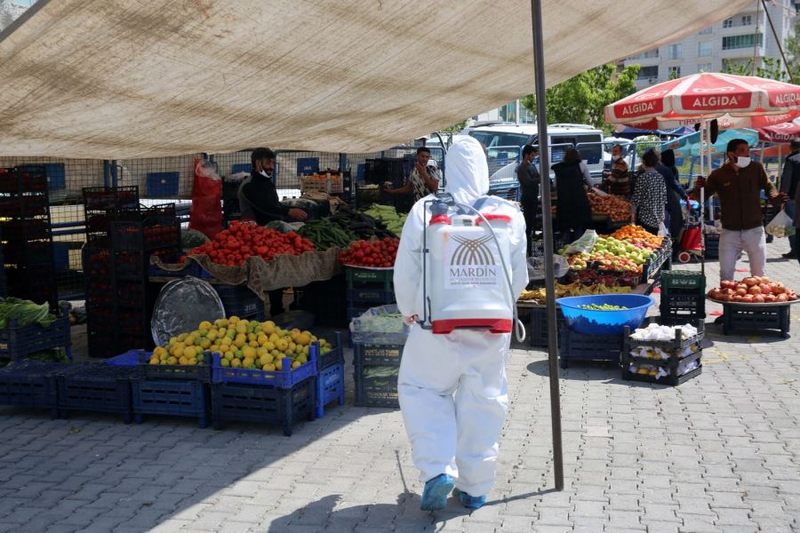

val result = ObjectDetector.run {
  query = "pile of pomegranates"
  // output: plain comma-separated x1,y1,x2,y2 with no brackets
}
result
707,276,798,304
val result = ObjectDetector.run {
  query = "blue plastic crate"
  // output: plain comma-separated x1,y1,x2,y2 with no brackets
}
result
315,362,344,418
132,379,209,428
210,378,315,436
55,364,135,422
214,284,265,319
0,312,72,361
0,360,64,415
105,349,147,367
296,157,320,176
146,172,180,198
211,349,317,387
45,163,66,190
139,351,213,382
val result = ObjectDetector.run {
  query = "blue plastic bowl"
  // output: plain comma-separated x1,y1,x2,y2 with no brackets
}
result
556,294,654,335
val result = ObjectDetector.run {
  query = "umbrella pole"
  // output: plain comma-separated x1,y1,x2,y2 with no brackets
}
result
530,0,564,492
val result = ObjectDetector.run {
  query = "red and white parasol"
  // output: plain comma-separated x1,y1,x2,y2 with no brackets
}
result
756,120,800,143
604,72,800,126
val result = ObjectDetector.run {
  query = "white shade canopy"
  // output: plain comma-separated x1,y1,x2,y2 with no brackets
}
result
0,0,753,158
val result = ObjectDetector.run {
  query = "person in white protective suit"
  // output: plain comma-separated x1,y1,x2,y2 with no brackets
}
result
394,135,529,511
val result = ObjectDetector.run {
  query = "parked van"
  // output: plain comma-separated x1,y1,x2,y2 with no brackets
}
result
460,122,605,198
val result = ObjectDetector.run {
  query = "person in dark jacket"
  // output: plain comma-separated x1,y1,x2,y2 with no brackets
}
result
238,147,308,317
552,148,592,243
780,139,800,258
658,148,688,255
239,147,308,225
516,144,540,255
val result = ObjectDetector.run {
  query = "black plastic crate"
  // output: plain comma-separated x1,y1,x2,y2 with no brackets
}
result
659,288,705,321
0,219,50,242
131,379,210,428
215,285,265,320
345,267,393,290
0,166,48,193
0,304,72,361
558,325,624,369
354,364,399,408
55,364,136,422
0,360,65,415
623,361,703,386
346,287,395,306
721,303,791,338
314,331,344,371
82,186,139,211
527,306,565,348
0,193,49,219
210,378,316,436
353,342,403,366
704,234,719,259
642,239,672,283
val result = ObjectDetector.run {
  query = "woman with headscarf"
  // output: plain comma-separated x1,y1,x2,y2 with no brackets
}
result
631,150,667,235
659,148,688,250
552,148,593,243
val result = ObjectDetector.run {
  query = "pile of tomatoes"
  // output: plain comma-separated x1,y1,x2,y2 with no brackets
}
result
708,276,798,304
339,238,399,268
188,221,315,266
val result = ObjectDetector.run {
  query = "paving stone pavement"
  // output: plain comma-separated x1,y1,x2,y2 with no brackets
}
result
2,242,800,532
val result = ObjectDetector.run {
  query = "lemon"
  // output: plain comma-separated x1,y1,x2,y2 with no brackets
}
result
224,351,235,361
167,356,178,365
220,336,232,347
149,356,159,365
220,358,231,367
200,338,211,349
263,363,276,371
242,357,255,368
215,318,228,328
178,356,188,365
233,335,246,348
242,346,256,359
199,320,212,331
207,330,218,341
183,346,196,358
291,360,302,369
231,358,242,368
229,315,241,324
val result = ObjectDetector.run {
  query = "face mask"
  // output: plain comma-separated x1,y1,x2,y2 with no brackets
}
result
736,156,751,168
612,155,621,161
259,170,271,178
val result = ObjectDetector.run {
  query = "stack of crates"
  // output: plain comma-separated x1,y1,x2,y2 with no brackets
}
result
350,306,406,408
0,166,58,309
345,267,395,321
704,233,719,259
83,188,181,358
622,321,703,386
659,270,705,326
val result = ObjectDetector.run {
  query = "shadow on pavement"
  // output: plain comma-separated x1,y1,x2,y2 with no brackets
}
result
266,487,560,532
525,359,691,388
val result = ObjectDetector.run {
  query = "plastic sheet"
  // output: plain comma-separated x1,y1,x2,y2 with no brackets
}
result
150,277,225,346
349,304,410,345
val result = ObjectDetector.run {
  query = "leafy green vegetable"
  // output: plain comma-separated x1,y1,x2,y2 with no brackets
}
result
0,298,56,329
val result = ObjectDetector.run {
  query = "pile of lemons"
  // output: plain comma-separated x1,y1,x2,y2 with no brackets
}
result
149,317,333,371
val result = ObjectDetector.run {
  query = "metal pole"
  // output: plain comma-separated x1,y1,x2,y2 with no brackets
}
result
530,0,564,492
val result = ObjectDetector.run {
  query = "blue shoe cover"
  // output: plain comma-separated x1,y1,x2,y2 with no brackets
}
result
420,474,454,511
453,487,487,509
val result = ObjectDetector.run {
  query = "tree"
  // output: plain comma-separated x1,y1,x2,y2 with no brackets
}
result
723,56,789,81
520,63,640,130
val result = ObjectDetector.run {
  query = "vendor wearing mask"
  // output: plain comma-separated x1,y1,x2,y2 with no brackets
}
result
383,147,441,203
239,147,308,225
238,147,308,317
705,139,784,283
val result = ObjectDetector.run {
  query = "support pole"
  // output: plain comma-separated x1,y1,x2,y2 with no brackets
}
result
530,0,564,492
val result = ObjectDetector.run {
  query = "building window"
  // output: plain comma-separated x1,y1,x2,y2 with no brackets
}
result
741,15,752,26
698,63,713,73
637,49,659,59
638,65,659,80
669,66,682,79
723,18,733,28
697,41,712,57
724,14,754,28
698,26,712,35
722,33,763,50
667,44,682,60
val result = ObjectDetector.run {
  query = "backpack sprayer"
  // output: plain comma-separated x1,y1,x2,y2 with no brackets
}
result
418,133,526,342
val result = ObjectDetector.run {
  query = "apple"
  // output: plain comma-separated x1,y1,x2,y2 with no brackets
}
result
736,288,748,296
743,277,759,287
736,284,748,292
765,294,777,303
777,294,789,302
742,294,755,302
754,295,765,303
749,286,762,295
721,280,736,290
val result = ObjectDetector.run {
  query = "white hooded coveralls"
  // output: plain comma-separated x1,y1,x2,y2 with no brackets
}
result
394,136,529,497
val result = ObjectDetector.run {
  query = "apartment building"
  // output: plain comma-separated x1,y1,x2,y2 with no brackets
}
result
625,0,799,89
